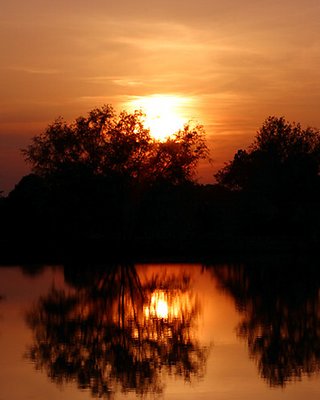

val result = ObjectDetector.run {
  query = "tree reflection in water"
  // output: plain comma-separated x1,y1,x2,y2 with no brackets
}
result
212,261,320,387
0,294,3,323
25,265,208,398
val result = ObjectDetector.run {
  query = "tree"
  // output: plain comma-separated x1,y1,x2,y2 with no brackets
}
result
22,105,208,185
215,116,320,194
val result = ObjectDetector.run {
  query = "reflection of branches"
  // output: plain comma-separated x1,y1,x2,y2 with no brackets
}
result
26,266,208,398
0,294,3,313
212,262,320,387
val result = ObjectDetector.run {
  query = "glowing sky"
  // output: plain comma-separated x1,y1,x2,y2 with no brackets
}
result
1,0,320,192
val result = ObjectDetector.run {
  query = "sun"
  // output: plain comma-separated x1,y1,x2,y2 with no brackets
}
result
126,94,192,141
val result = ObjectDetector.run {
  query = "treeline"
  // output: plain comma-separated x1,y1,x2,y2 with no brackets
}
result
1,108,320,261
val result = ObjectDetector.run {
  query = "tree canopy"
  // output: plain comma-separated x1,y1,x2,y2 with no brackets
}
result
22,105,208,185
216,116,320,194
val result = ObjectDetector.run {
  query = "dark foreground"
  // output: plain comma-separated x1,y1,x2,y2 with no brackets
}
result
2,178,320,264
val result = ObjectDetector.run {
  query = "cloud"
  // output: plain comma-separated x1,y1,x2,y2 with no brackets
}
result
6,66,60,75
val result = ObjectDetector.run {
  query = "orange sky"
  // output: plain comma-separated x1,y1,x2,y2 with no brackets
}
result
1,0,320,193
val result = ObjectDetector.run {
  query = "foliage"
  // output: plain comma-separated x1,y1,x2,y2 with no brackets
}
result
215,116,320,193
22,105,208,185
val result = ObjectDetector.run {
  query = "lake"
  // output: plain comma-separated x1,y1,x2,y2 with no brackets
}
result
0,261,320,399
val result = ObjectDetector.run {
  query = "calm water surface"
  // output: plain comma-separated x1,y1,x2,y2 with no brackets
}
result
0,263,320,399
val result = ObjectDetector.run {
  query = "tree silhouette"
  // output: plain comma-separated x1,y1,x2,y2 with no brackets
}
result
212,261,320,386
25,265,208,398
22,105,208,185
216,116,320,196
9,105,209,253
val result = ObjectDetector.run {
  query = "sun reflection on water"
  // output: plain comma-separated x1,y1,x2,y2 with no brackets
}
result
145,291,169,319
144,289,191,321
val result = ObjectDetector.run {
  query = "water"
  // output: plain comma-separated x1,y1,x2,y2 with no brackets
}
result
0,262,320,399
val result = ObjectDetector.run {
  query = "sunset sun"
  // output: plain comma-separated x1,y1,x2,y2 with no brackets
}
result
127,95,192,141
